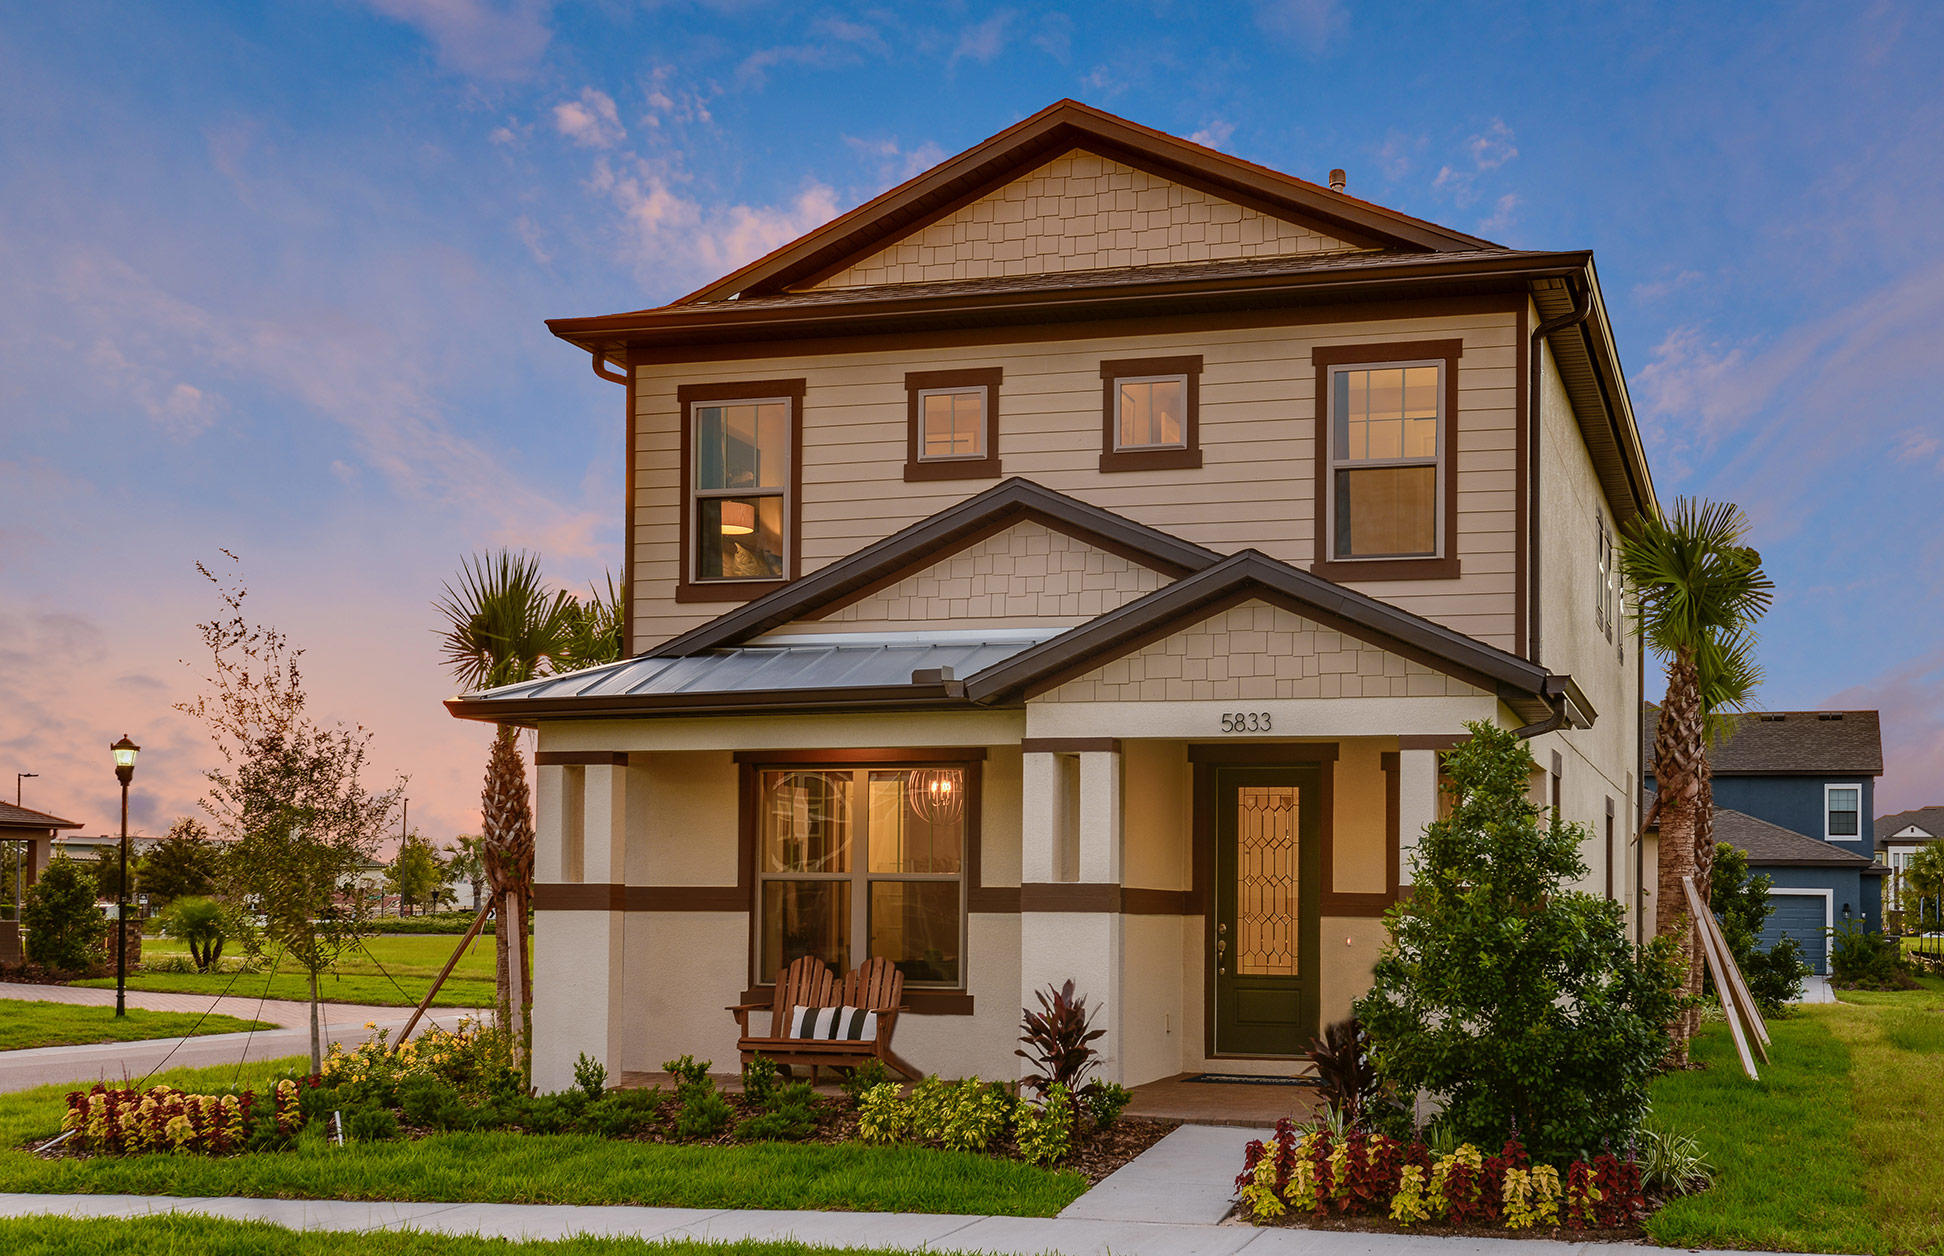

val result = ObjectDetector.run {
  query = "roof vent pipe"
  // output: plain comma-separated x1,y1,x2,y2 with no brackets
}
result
1328,168,1347,193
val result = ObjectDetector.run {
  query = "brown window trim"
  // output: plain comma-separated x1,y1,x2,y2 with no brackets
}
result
675,378,806,604
903,368,1003,482
1309,340,1463,582
737,749,987,1005
1099,354,1203,472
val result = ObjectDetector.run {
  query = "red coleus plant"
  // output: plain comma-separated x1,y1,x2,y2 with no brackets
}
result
1016,980,1105,1098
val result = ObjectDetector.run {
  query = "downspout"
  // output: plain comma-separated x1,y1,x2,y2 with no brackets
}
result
1512,678,1587,740
589,349,627,385
1526,282,1593,666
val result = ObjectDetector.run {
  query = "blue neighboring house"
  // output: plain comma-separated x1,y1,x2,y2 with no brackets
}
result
1645,707,1886,974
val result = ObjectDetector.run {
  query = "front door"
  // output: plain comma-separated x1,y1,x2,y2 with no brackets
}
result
1210,765,1321,1057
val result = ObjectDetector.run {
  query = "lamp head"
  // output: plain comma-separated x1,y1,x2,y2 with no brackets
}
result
111,735,140,785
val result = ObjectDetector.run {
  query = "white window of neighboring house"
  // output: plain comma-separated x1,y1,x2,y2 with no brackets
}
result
1825,784,1862,840
917,388,988,460
691,397,790,583
1329,361,1444,560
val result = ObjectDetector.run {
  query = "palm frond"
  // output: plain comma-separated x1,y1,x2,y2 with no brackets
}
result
434,550,575,692
557,570,626,673
1620,496,1775,659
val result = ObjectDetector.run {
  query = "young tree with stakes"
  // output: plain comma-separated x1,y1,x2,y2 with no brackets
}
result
1619,498,1772,1053
177,554,404,1073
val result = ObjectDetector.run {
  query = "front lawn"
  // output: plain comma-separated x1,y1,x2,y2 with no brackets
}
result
0,1057,1085,1217
70,935,499,1008
0,1217,917,1255
1645,976,1944,1253
0,1000,271,1051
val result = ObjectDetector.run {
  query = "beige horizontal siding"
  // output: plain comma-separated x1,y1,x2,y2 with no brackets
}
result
633,310,1521,652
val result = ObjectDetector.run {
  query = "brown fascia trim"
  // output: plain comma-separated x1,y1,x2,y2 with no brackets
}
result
963,549,1557,708
664,100,1493,305
444,683,973,724
547,252,1588,351
645,477,1222,659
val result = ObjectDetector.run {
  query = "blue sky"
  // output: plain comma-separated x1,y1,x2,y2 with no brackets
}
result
3,1,1941,843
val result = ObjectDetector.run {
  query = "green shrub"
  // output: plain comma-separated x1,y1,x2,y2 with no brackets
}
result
1355,721,1685,1164
1708,843,1806,1013
1828,920,1915,989
662,1054,711,1088
857,1082,910,1144
840,1059,891,1106
157,895,230,973
1081,1079,1132,1129
907,1076,1013,1152
21,855,102,973
735,1082,820,1142
1014,1084,1076,1166
675,1085,733,1139
583,1089,660,1139
1638,1124,1715,1196
740,1053,779,1109
396,1074,450,1127
345,1106,399,1142
573,1052,608,1100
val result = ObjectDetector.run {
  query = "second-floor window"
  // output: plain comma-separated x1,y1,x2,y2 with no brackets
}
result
1597,513,1614,639
678,378,803,599
1826,784,1862,840
1099,355,1203,471
1312,339,1461,578
904,368,1002,481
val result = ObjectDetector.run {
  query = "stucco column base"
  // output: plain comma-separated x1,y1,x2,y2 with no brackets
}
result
531,910,625,1093
1020,911,1125,1085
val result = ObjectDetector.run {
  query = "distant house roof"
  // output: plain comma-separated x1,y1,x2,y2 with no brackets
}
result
1713,805,1878,868
1876,806,1944,844
1642,706,1883,776
0,801,83,831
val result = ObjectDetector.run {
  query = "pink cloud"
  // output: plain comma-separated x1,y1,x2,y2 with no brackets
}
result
1824,650,1944,815
360,0,553,80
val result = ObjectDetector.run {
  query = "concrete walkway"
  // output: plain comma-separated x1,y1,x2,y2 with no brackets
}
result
1061,1124,1269,1224
0,981,488,1093
0,1192,1785,1255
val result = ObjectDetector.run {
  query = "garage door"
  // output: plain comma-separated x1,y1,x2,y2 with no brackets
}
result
1763,894,1829,975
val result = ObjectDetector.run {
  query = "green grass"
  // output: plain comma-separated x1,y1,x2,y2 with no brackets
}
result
71,934,503,1008
1645,977,1944,1253
0,999,270,1051
0,1056,1083,1217
0,1217,917,1255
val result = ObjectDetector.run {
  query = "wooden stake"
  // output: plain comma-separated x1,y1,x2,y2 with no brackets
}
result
1682,875,1759,1080
392,903,491,1050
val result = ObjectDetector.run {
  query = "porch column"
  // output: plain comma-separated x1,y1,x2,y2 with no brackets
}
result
531,755,630,1094
1019,746,1126,1084
1396,749,1439,888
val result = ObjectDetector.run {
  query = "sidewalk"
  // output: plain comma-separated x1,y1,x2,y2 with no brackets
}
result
0,1191,1777,1255
0,981,488,1093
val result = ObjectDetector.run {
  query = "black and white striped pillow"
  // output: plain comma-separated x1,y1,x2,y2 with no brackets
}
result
787,1005,879,1041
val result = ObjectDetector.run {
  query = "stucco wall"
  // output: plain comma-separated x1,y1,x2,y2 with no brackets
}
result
814,150,1358,289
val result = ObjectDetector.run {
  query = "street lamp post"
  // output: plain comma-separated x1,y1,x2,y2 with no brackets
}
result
14,772,36,807
111,736,139,1018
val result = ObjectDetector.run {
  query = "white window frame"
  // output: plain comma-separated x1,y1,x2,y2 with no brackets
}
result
1113,373,1191,452
689,394,793,585
1325,359,1447,561
754,764,969,990
914,386,989,462
1824,782,1864,841
1596,512,1614,640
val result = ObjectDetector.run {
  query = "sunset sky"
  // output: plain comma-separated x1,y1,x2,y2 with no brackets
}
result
3,1,1940,845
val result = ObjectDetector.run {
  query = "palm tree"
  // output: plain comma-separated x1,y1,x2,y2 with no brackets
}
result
434,551,588,1054
1621,499,1773,1051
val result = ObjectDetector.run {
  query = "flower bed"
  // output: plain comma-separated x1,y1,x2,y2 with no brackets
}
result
62,1079,304,1154
1237,1119,1645,1238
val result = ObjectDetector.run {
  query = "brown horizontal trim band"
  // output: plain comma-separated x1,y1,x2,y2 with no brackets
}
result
1185,743,1340,764
1397,734,1472,751
1099,354,1204,379
1321,892,1399,917
903,456,1003,482
730,747,990,765
617,291,1534,367
1309,557,1462,582
968,886,1021,913
739,986,975,1016
1018,883,1194,914
445,685,972,724
534,751,630,767
1311,338,1466,368
1019,738,1122,754
906,366,1004,390
674,378,807,403
555,261,1568,348
625,886,747,911
533,882,625,911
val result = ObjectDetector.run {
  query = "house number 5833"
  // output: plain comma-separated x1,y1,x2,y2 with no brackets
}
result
1219,712,1271,733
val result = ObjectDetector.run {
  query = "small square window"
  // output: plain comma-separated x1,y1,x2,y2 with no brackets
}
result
1116,376,1188,450
1098,356,1202,472
904,368,1002,481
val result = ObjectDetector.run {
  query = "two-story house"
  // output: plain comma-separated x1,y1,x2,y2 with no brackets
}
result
1876,805,1943,915
448,101,1656,1092
1645,708,1885,974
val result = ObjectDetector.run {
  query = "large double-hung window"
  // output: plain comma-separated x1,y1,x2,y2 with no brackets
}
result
755,761,972,987
679,379,803,600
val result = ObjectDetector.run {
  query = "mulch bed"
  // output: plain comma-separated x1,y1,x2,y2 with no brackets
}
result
0,962,87,987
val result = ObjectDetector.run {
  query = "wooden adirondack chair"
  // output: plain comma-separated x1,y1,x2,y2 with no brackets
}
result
726,955,916,1081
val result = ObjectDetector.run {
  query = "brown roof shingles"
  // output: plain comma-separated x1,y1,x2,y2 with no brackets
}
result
1713,805,1876,868
1876,806,1944,843
1642,707,1884,776
0,800,82,830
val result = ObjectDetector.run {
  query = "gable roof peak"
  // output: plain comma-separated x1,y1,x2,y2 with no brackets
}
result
673,99,1502,305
